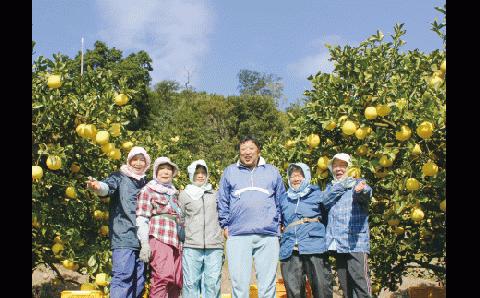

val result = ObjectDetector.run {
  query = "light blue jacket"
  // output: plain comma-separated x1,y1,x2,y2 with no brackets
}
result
325,179,372,253
279,163,347,260
217,157,286,236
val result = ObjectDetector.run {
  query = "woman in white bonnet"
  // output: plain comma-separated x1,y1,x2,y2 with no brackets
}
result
178,160,224,298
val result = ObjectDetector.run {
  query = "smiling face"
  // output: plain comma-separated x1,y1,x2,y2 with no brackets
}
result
156,164,174,184
289,169,305,190
332,159,348,180
193,166,207,185
239,140,260,168
129,154,146,171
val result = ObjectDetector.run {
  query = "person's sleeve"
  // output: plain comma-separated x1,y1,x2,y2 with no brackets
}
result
100,173,121,197
136,187,153,218
352,179,372,204
321,182,348,210
136,215,149,243
274,169,286,225
217,169,231,229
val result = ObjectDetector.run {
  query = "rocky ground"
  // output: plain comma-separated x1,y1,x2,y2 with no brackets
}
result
33,262,443,297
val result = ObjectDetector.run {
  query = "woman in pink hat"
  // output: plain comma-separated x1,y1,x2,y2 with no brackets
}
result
136,156,183,298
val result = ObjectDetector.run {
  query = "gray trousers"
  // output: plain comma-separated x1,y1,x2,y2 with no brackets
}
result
280,251,333,298
333,252,371,298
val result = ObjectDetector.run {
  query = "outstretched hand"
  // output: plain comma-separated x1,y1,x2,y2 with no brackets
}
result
354,180,367,192
86,176,100,191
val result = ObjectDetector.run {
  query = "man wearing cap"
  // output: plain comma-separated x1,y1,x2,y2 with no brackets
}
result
325,153,373,298
217,136,286,298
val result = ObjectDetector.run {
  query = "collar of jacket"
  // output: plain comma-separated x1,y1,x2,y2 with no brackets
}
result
236,156,266,168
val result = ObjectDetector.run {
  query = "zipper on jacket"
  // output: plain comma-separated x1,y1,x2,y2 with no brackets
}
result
203,195,206,249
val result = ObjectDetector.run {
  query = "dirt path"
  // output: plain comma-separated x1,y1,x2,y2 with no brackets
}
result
33,262,442,297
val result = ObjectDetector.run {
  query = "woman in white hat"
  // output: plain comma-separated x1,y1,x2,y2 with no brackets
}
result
324,153,373,298
136,156,183,297
178,159,224,298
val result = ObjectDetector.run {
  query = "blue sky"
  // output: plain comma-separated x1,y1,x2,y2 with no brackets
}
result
32,0,444,109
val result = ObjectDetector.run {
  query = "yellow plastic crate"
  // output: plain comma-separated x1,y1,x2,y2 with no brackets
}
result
61,290,104,298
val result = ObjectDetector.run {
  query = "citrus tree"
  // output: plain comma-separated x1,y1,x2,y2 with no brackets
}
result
32,47,150,290
262,10,446,295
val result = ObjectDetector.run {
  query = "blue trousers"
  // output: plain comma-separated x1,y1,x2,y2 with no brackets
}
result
182,247,224,298
110,248,145,298
226,235,279,298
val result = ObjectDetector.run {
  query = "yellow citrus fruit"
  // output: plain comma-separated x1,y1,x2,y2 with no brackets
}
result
412,143,422,156
416,121,434,139
84,124,97,140
356,145,368,156
324,121,336,131
395,125,412,142
317,156,329,170
81,283,97,291
114,94,129,106
347,167,361,178
46,155,62,170
62,260,75,270
70,162,81,173
376,105,391,117
54,235,63,244
47,74,62,89
109,123,121,137
171,136,180,143
108,148,121,160
94,210,104,221
364,107,377,120
319,170,329,179
52,243,64,255
76,123,86,138
371,284,381,294
394,226,405,235
342,120,357,135
32,166,43,180
285,139,296,149
439,199,446,212
306,134,320,148
387,218,400,227
101,143,115,154
411,208,425,222
354,127,369,140
95,131,110,145
103,211,109,221
440,60,446,73
99,225,109,237
95,273,110,287
429,75,444,89
422,161,439,176
65,186,77,199
379,155,393,167
406,178,421,191
32,215,41,228
121,141,134,151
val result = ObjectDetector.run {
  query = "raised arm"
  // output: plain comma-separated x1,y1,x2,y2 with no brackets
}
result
352,179,372,204
321,182,349,210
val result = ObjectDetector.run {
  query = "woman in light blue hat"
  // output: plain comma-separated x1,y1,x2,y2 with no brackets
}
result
178,160,224,298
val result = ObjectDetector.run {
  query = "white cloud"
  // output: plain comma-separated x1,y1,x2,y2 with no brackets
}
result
95,0,214,86
288,35,353,79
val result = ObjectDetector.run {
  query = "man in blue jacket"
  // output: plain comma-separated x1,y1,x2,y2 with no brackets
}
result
217,136,286,298
325,153,373,298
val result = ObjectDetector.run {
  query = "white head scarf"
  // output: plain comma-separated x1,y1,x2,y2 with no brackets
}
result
146,156,179,196
328,153,352,184
184,159,213,200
